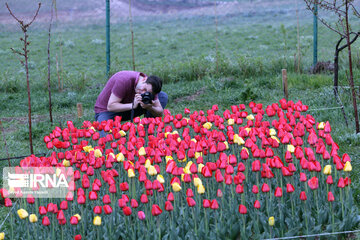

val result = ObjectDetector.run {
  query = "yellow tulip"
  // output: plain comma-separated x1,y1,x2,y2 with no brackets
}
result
245,127,251,133
271,136,280,143
323,165,332,175
93,216,101,226
74,214,81,221
177,137,182,143
185,161,193,169
62,159,70,167
117,130,125,137
224,141,229,150
94,149,102,158
144,159,151,169
56,168,62,177
268,216,275,226
234,134,245,145
246,114,254,121
191,138,197,143
197,184,205,194
198,163,204,173
183,167,191,174
138,147,146,156
107,152,115,160
195,152,202,159
165,156,173,163
344,162,352,172
17,209,29,219
148,166,157,176
29,214,38,223
269,128,277,136
157,175,165,184
242,147,249,154
227,118,235,125
116,153,125,162
287,145,295,153
172,182,181,192
318,122,325,130
128,169,135,178
89,126,96,132
193,177,202,187
203,122,212,130
0,232,4,240
83,145,93,153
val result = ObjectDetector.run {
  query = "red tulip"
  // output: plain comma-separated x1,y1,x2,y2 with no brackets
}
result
238,204,247,214
120,182,129,191
299,172,307,182
93,206,102,214
123,206,132,216
167,192,174,202
286,184,295,193
165,201,174,211
151,204,162,216
337,177,345,188
252,185,259,194
210,199,219,210
74,234,82,240
252,160,261,172
103,194,111,204
328,192,335,202
57,210,65,220
26,194,35,204
236,184,244,194
299,191,307,201
39,206,47,215
89,191,98,200
261,183,270,193
254,200,261,209
131,199,139,208
42,216,51,226
4,198,12,207
187,197,196,207
274,187,282,197
104,205,113,214
138,211,146,220
77,195,86,205
140,194,149,204
118,199,127,208
60,200,68,210
307,176,319,190
203,199,211,208
70,216,79,225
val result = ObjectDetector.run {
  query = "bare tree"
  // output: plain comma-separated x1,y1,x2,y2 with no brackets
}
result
47,0,55,123
6,2,41,154
303,0,360,133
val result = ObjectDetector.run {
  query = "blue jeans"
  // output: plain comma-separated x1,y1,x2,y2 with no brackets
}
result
95,91,168,123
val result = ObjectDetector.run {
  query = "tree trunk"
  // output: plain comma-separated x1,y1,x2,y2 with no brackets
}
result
345,1,359,133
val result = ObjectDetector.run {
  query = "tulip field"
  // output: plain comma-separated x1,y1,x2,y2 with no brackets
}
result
1,99,359,239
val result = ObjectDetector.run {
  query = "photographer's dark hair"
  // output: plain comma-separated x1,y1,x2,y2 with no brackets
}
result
146,76,162,95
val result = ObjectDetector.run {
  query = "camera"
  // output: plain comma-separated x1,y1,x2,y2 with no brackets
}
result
141,92,154,104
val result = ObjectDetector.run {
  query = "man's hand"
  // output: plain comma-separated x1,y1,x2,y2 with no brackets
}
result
140,99,154,110
133,94,142,109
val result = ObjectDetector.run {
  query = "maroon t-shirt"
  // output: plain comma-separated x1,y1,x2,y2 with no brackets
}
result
94,71,145,113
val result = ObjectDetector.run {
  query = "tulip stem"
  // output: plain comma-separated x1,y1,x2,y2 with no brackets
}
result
340,188,344,220
192,207,198,237
330,202,335,233
10,210,14,239
303,201,308,235
204,208,209,234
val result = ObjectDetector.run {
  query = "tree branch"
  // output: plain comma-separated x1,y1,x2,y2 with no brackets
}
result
26,3,41,28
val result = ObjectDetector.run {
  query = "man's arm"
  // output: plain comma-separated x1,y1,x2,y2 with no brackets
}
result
107,93,141,112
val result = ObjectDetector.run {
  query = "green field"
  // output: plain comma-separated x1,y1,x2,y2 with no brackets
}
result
0,0,360,235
